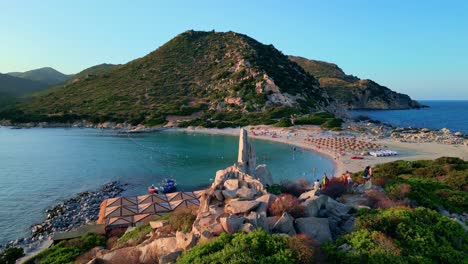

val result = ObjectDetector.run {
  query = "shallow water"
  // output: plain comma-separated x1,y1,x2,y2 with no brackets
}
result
0,128,334,244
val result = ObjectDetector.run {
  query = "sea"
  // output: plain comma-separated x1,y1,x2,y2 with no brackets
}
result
350,100,468,134
0,128,334,245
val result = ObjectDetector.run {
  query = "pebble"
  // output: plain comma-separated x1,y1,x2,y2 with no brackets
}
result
2,181,125,251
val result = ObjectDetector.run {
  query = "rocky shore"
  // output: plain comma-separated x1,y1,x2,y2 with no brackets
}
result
345,119,467,145
2,181,125,251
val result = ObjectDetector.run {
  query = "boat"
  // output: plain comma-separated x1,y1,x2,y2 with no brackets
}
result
159,178,177,193
351,156,364,160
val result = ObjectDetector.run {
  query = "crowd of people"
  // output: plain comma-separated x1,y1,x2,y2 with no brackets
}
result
313,166,373,191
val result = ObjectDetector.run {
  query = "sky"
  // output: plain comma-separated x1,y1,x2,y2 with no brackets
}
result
0,0,467,100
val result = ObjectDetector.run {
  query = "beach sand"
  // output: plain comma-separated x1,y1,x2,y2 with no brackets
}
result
174,125,468,177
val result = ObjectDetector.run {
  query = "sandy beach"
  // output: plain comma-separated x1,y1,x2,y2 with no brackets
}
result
174,125,468,177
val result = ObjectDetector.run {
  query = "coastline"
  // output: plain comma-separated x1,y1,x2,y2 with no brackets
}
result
170,125,467,177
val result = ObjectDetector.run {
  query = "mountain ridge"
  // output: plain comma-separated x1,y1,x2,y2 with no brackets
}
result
3,30,343,126
289,56,423,110
7,67,72,86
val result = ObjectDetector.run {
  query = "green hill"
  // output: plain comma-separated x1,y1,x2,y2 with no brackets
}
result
0,73,52,107
289,56,423,110
3,31,338,126
67,63,118,84
7,67,71,86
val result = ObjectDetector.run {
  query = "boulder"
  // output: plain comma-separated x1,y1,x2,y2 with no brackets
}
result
302,194,328,217
298,190,318,201
220,215,244,234
295,217,332,244
272,212,296,235
246,211,259,227
150,220,168,229
254,164,274,186
266,216,280,231
241,223,255,233
214,190,224,201
225,199,260,214
176,231,197,250
139,236,177,263
199,230,214,244
326,197,352,219
255,194,275,217
236,186,257,200
222,189,237,200
159,250,182,264
454,131,463,137
224,179,239,190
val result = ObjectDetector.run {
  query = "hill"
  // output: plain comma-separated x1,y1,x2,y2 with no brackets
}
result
67,63,118,84
289,56,423,110
7,67,71,86
4,31,341,126
0,73,52,106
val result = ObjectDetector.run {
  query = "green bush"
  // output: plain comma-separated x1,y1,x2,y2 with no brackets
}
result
25,233,106,264
273,117,292,127
168,208,197,233
0,247,24,264
325,207,468,263
177,229,302,264
114,224,153,247
320,118,343,129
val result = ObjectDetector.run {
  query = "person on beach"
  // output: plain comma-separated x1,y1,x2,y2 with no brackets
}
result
363,166,371,182
369,166,373,178
321,173,329,189
313,179,320,190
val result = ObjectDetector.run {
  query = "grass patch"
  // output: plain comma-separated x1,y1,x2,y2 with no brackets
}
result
24,233,106,264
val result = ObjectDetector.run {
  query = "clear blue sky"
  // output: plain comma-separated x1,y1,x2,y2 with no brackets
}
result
1,0,467,100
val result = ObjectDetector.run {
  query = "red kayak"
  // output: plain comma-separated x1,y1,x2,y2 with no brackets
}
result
351,156,364,160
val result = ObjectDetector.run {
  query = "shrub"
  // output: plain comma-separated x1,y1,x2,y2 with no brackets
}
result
320,178,347,199
387,183,411,201
25,233,106,264
364,190,395,209
0,247,24,264
266,184,282,195
268,194,304,218
273,117,292,127
114,224,153,247
168,208,197,233
278,179,309,197
177,229,298,264
286,234,317,264
326,207,468,263
320,118,343,129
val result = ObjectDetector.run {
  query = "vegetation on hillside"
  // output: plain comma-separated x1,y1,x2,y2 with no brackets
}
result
24,233,106,264
177,229,316,264
289,56,422,109
324,207,468,263
352,157,468,213
1,31,332,126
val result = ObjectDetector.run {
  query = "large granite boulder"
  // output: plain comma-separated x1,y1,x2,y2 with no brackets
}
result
298,190,318,200
222,189,237,200
295,217,333,244
236,186,257,200
326,197,352,219
175,231,197,250
220,215,245,234
255,194,275,217
301,194,328,217
224,179,239,191
225,199,260,214
272,212,296,235
254,164,274,186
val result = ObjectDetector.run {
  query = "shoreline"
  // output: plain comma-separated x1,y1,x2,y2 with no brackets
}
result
1,182,125,255
169,125,467,177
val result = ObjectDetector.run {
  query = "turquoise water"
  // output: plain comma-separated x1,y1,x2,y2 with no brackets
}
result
0,128,334,244
351,100,468,134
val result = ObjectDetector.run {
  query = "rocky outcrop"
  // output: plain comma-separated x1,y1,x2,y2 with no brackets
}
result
289,56,424,110
294,217,332,243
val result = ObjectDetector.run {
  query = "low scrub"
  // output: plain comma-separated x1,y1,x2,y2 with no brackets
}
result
177,229,315,264
268,193,305,218
320,178,347,199
25,233,106,264
353,157,468,213
114,224,153,248
0,247,24,264
168,208,197,233
324,207,468,263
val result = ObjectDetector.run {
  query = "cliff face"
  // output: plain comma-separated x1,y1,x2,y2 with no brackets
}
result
289,56,423,110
